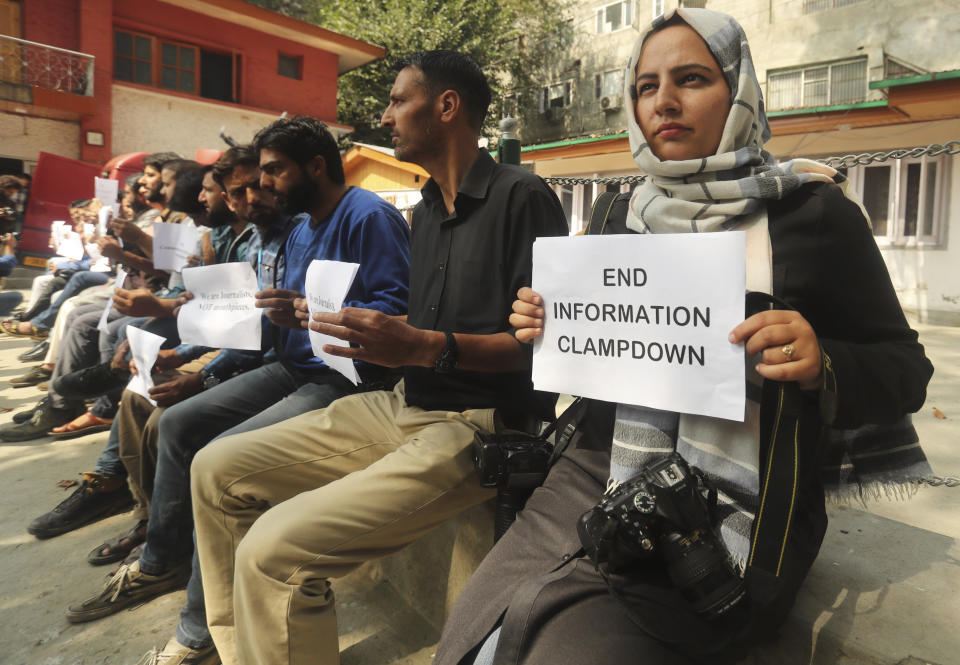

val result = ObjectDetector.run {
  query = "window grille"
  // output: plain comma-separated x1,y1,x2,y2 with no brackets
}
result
766,58,866,110
804,0,865,13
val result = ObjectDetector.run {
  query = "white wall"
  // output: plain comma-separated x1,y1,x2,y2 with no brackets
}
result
111,84,284,158
0,111,80,162
879,153,960,325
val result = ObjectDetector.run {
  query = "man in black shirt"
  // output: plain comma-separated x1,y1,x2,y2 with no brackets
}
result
190,50,566,665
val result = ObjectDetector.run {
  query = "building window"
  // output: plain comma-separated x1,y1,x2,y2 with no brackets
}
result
161,41,198,94
804,0,865,13
596,0,633,33
651,0,663,18
278,53,302,80
766,58,866,110
595,70,623,99
541,81,573,112
114,30,153,85
849,155,946,246
113,29,236,103
680,0,707,7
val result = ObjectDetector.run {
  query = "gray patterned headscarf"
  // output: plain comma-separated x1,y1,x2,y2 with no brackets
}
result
613,9,843,572
624,8,841,234
610,10,926,575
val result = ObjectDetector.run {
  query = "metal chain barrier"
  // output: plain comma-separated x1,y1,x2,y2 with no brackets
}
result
542,140,960,186
913,475,960,488
544,174,648,186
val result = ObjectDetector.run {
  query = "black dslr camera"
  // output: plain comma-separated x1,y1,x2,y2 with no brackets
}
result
472,432,553,540
577,453,745,619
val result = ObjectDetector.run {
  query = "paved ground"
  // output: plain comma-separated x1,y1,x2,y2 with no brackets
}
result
0,320,957,665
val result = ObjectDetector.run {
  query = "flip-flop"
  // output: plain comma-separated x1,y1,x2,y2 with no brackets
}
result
48,413,114,439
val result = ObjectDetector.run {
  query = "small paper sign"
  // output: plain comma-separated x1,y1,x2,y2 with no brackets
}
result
177,263,262,351
304,259,361,385
97,268,128,334
97,205,112,236
94,177,119,208
152,222,199,272
125,325,166,406
531,232,746,421
56,231,85,261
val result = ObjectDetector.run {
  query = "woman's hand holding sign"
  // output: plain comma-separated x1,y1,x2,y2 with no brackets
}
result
728,310,822,391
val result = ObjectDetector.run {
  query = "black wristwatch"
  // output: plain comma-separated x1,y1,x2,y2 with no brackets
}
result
199,369,221,391
434,332,459,374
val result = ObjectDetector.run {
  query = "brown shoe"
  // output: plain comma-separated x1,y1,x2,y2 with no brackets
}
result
66,559,190,623
136,637,218,665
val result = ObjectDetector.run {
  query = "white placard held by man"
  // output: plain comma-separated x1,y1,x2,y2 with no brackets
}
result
94,177,119,209
97,268,128,334
56,231,85,261
125,325,166,406
531,232,746,421
177,263,262,351
304,259,361,385
152,222,199,272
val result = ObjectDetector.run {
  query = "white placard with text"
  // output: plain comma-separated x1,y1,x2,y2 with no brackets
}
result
531,232,746,421
177,263,262,351
152,222,199,272
94,177,119,208
97,268,128,334
125,325,166,406
304,259,361,385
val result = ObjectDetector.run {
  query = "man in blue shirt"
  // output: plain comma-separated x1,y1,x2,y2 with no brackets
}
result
66,120,411,663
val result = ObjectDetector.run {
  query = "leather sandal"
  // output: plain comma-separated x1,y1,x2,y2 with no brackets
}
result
1,319,48,340
49,412,114,439
88,520,148,566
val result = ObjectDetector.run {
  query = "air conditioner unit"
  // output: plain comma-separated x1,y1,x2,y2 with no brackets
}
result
600,94,622,111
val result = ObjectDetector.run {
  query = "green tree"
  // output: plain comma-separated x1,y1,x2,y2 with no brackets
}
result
296,0,572,145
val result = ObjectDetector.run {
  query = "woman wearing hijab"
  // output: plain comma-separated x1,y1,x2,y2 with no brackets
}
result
433,8,932,665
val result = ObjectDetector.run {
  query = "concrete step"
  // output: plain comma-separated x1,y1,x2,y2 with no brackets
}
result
3,263,43,289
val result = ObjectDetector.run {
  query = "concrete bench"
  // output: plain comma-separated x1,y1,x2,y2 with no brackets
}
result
333,503,957,665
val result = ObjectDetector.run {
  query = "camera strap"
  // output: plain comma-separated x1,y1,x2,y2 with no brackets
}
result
547,397,588,467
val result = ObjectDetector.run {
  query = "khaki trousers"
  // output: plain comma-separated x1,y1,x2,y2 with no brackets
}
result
191,381,498,665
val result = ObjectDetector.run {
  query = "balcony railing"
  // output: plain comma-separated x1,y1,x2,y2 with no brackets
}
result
0,34,95,97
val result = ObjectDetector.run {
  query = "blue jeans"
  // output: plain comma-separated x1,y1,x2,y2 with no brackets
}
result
0,290,23,316
136,361,357,648
30,270,110,330
93,419,127,478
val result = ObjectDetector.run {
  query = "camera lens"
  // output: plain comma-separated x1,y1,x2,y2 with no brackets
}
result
660,531,745,619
